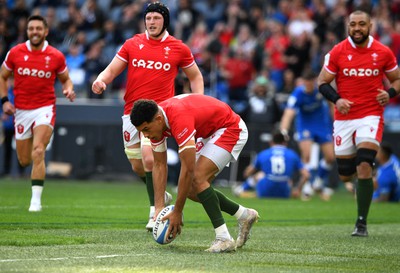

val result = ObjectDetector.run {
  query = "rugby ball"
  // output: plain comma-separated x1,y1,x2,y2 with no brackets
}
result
152,205,177,245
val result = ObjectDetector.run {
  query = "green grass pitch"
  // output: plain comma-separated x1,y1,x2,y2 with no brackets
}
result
0,178,399,273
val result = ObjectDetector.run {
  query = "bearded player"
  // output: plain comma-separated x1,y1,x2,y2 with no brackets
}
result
0,15,75,212
91,2,204,231
317,10,400,236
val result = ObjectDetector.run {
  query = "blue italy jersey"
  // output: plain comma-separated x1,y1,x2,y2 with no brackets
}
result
373,155,400,202
254,145,303,198
286,85,333,143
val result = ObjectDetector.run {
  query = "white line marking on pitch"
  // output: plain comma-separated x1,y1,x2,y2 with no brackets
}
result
0,254,150,263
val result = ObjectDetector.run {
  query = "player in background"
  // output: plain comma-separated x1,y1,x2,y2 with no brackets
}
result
0,15,75,211
131,94,259,253
235,130,310,199
91,2,204,231
280,70,335,201
317,10,400,236
373,142,400,202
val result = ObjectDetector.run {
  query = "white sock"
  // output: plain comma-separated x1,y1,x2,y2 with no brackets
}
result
215,224,231,240
149,206,155,218
234,205,247,220
31,186,43,204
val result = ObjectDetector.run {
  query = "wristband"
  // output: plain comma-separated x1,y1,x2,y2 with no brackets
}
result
319,83,341,103
1,96,9,105
387,87,397,98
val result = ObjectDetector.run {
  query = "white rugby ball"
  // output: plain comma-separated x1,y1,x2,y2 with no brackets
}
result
153,205,176,245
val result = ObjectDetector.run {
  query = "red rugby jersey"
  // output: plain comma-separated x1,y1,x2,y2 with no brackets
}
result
324,36,398,120
116,32,195,115
3,41,67,109
152,94,241,152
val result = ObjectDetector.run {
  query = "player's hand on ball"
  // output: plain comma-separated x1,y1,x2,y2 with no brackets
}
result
92,80,106,94
165,210,184,239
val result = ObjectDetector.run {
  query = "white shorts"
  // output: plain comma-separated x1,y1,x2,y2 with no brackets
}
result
333,115,383,156
195,118,248,172
121,114,152,148
14,105,55,140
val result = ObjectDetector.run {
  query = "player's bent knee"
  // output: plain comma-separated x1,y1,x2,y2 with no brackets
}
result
125,147,142,159
356,148,377,168
336,157,357,177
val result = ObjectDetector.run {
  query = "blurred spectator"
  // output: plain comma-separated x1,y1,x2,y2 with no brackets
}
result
84,40,107,99
0,0,398,105
10,16,27,47
65,42,86,94
187,21,209,63
230,23,257,61
11,0,30,24
80,0,105,30
219,48,255,121
117,2,142,40
174,0,201,42
284,31,312,79
193,0,226,32
264,19,289,91
247,75,282,126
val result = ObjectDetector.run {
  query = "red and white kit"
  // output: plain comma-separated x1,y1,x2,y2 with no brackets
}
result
2,40,67,110
324,36,398,154
152,94,248,162
117,31,195,115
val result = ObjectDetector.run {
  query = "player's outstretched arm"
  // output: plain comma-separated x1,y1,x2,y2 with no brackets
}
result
92,57,127,95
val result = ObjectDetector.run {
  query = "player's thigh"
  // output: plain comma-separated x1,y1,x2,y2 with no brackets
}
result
298,139,313,162
193,144,232,189
32,124,53,149
141,138,154,171
16,138,33,164
320,141,335,163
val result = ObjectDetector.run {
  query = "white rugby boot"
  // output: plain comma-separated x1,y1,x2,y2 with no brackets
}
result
205,237,236,253
236,208,259,248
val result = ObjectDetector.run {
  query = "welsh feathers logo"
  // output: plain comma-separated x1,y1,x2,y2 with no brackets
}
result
45,56,51,68
164,46,171,57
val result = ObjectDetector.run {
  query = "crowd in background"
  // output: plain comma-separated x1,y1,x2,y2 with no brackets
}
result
1,0,400,124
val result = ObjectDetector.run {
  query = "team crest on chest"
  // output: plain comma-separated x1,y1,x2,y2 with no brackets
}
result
164,46,170,58
45,56,51,68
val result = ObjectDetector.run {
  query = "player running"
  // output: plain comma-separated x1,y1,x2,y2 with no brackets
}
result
317,10,400,236
0,15,75,211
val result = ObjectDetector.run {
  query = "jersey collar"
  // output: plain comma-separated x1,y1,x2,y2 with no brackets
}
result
25,40,49,52
158,106,170,129
145,30,169,42
347,35,374,49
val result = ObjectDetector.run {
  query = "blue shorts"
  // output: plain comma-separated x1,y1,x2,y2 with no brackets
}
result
296,127,332,144
256,178,291,198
